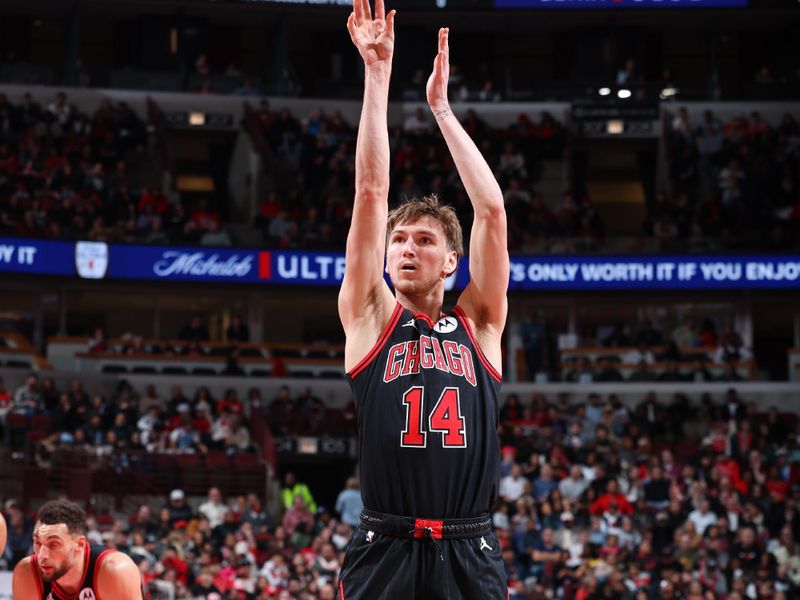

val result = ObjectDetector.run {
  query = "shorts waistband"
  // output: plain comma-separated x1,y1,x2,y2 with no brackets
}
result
360,508,492,540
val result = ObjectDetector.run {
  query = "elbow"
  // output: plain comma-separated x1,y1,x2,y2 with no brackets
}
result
478,201,507,223
355,183,388,203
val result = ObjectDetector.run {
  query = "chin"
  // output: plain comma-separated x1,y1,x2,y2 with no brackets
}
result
40,566,67,583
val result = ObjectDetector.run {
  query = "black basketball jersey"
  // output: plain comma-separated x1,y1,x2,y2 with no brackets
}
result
348,302,502,519
32,543,113,600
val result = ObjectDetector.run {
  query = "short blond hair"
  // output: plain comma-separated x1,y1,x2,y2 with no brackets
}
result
386,195,464,260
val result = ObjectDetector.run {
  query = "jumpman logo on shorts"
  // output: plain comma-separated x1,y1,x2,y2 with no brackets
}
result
479,536,492,551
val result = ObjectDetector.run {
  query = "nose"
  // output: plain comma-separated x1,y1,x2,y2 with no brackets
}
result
401,239,416,255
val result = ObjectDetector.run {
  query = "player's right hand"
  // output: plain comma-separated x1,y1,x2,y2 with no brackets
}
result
347,0,396,68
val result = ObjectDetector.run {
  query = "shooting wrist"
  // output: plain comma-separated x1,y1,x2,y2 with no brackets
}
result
431,105,452,122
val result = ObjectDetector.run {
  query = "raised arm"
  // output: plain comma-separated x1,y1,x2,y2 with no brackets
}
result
339,0,398,370
427,29,509,356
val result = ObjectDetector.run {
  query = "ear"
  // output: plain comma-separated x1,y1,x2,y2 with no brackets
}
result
442,251,458,278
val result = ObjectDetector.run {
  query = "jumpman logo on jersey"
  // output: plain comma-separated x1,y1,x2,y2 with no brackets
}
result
401,318,419,331
479,536,492,551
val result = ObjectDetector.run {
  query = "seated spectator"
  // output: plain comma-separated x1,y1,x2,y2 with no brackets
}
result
282,495,314,537
178,314,210,342
564,356,593,383
281,472,316,514
198,487,229,529
622,341,655,365
672,316,701,348
165,489,193,526
402,107,432,136
87,327,108,353
558,464,589,502
200,220,233,246
713,329,753,364
12,373,40,416
591,480,634,516
335,477,363,529
594,357,624,382
627,360,656,382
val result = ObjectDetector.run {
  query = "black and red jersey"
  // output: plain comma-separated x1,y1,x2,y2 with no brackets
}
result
32,543,114,600
348,302,502,519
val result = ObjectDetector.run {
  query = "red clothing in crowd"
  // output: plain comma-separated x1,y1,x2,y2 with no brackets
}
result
590,492,634,516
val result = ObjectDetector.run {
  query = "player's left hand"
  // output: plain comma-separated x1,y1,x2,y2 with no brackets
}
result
426,27,450,112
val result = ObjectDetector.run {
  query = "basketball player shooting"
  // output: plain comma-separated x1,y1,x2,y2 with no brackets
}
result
12,500,143,599
337,0,509,597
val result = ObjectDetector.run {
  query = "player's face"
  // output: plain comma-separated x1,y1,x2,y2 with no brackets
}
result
386,217,457,296
33,523,84,583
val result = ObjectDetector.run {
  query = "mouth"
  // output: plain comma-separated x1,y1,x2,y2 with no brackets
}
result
400,264,417,272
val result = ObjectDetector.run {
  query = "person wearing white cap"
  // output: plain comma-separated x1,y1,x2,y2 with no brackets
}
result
166,489,192,525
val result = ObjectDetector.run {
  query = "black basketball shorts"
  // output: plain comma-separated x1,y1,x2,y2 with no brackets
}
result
337,510,507,600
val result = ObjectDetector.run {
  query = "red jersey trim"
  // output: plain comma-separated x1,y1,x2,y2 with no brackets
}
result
92,549,114,600
339,580,346,600
347,302,404,379
412,312,435,327
452,306,502,383
31,557,44,598
52,544,91,600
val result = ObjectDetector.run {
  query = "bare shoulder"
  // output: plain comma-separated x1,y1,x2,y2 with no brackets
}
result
12,556,39,596
341,285,397,373
98,551,143,599
456,284,507,374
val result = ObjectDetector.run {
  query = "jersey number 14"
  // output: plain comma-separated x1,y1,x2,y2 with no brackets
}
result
401,386,466,448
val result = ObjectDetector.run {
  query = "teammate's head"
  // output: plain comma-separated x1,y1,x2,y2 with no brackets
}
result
33,500,88,583
387,195,464,262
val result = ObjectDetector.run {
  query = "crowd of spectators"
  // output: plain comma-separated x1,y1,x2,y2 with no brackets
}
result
520,313,755,384
0,374,266,459
250,99,572,253
3,89,798,256
3,384,800,599
662,109,800,251
1,472,357,600
494,388,800,599
0,91,233,246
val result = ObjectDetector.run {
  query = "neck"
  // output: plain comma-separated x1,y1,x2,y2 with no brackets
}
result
56,547,87,594
395,289,444,322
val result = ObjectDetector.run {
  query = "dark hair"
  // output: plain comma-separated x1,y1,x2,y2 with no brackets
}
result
37,500,87,535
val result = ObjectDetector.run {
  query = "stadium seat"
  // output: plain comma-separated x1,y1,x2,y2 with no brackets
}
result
6,359,31,369
162,366,188,375
6,413,29,449
132,365,158,374
318,370,344,379
192,367,218,376
102,364,128,374
31,414,54,432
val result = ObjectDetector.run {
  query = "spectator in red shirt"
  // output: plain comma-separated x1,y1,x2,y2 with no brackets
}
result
282,496,315,536
591,479,634,516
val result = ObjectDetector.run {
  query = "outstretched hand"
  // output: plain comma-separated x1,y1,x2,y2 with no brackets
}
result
426,27,450,113
347,0,396,68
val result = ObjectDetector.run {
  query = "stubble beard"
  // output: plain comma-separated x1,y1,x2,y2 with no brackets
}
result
39,560,70,583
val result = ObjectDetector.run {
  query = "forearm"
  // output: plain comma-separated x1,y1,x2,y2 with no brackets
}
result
434,108,503,214
356,66,392,200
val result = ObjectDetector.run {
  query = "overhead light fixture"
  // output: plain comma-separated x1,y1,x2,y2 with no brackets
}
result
660,87,678,99
598,87,611,96
617,89,632,99
189,111,206,126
